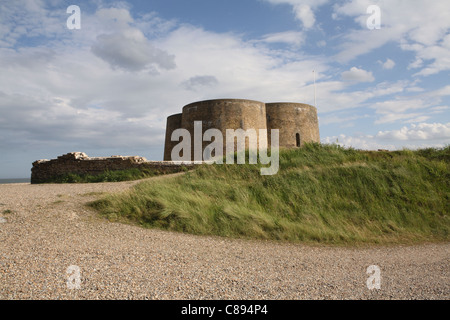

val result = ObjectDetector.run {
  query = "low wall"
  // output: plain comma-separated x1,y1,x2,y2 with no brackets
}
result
31,152,195,184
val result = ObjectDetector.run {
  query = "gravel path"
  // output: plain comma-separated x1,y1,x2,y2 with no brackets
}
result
0,176,449,300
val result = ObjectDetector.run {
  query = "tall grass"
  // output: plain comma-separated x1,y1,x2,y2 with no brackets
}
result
89,144,449,244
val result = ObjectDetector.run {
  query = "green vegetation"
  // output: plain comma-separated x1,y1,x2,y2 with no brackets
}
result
45,168,163,183
80,191,106,197
2,209,13,215
89,144,449,245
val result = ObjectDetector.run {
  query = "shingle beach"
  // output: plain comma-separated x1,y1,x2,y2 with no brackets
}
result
0,176,448,299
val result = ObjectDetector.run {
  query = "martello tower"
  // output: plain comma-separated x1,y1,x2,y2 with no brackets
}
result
163,99,320,161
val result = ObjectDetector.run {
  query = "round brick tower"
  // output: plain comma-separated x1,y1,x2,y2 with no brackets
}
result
180,99,267,160
265,102,320,148
163,99,321,161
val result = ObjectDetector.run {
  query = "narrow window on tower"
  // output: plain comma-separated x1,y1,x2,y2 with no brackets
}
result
296,133,301,147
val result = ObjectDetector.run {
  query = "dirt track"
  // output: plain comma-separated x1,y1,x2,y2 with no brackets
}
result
0,177,448,299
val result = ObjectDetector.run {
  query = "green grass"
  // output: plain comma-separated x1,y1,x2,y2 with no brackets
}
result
80,191,106,197
89,143,449,245
45,168,162,183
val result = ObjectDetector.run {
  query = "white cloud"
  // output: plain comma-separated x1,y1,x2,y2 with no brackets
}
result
332,0,450,74
376,113,431,125
371,99,425,115
0,90,162,150
96,7,134,28
381,58,395,69
259,31,305,47
411,39,450,76
322,134,394,150
370,98,431,124
408,58,424,70
0,0,69,47
406,86,425,93
293,4,315,29
333,28,404,63
368,84,450,125
297,79,413,113
322,123,450,150
316,40,327,47
430,106,450,113
91,29,176,72
181,75,219,91
376,123,450,141
433,85,450,97
90,8,176,72
159,25,328,103
341,67,374,82
320,113,369,126
262,0,329,29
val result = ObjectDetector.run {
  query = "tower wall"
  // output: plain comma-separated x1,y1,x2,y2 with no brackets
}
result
181,99,267,160
163,113,183,161
265,103,320,148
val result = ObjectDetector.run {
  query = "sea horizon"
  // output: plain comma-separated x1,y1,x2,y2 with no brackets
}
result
0,178,31,184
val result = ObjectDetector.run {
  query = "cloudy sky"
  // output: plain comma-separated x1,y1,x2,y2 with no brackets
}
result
1,0,449,178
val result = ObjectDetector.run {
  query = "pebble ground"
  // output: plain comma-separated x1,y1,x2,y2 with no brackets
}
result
0,176,448,300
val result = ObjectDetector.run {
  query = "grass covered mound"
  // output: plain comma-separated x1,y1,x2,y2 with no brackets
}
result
89,144,449,244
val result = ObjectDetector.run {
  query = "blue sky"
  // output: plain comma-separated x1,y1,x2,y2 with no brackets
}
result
1,0,449,178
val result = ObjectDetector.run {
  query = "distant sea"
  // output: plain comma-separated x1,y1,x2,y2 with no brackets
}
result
0,178,30,184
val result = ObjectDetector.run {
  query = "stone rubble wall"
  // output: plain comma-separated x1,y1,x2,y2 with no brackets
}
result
31,152,195,184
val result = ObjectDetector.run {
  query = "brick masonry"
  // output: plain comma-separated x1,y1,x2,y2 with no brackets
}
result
31,152,194,184
164,99,320,160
